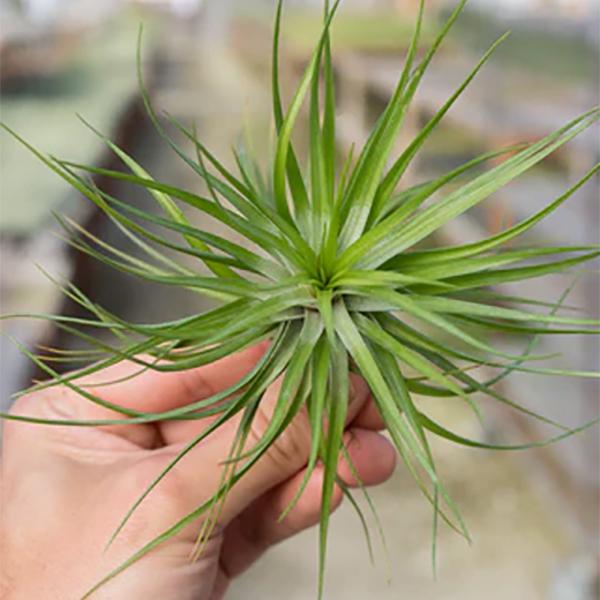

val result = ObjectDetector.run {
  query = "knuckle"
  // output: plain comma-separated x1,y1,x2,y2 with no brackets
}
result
7,391,41,418
4,390,58,443
178,369,215,403
247,402,310,473
9,387,72,420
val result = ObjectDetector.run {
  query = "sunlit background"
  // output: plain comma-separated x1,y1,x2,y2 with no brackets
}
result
1,0,599,598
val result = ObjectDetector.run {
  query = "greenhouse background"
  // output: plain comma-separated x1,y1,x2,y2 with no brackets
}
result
1,0,598,598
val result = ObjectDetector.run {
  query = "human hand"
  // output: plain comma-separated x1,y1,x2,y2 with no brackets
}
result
1,343,396,599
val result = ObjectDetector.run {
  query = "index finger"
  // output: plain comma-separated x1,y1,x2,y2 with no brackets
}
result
73,341,269,420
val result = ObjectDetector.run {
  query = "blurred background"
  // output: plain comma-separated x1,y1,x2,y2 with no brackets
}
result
0,0,598,598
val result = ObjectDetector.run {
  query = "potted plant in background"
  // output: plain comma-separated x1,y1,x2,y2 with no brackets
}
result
2,0,598,597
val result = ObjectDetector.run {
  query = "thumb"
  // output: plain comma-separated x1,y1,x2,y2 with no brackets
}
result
178,373,371,525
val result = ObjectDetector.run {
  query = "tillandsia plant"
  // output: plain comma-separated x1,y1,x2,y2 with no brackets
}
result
2,0,600,597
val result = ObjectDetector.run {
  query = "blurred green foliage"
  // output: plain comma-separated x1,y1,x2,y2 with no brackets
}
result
0,12,157,234
453,10,597,83
282,11,439,53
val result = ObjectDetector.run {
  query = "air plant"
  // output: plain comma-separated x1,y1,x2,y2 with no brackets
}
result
2,0,599,597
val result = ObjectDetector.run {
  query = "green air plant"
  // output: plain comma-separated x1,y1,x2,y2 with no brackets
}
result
2,0,599,597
